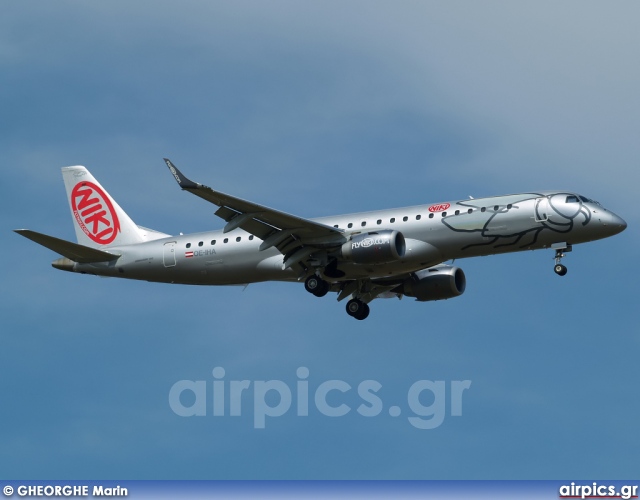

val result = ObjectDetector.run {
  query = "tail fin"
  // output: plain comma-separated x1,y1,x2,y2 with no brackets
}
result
62,166,148,248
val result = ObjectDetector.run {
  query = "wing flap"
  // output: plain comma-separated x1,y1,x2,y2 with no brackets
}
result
14,229,120,263
214,206,277,240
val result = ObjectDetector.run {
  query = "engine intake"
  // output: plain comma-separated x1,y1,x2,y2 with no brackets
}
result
341,230,406,264
402,266,466,301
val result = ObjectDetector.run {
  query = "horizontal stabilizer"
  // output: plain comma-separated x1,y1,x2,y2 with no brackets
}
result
14,229,120,263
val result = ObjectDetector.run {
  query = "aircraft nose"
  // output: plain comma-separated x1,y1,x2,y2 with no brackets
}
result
615,214,627,233
602,211,627,236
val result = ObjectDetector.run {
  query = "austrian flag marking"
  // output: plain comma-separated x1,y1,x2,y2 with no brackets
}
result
70,181,121,245
185,251,194,258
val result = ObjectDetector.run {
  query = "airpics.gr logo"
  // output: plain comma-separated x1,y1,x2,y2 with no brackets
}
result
428,203,450,213
70,181,121,245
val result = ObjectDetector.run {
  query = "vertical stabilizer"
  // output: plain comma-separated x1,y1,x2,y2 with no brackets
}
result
62,166,146,248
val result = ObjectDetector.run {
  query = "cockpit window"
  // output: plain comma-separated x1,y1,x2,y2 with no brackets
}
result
579,195,601,205
566,195,580,203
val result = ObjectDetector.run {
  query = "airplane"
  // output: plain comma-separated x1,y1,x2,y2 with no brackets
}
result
15,159,627,320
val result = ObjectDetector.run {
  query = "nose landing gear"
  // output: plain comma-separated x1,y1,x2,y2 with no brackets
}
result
552,243,572,276
554,262,568,276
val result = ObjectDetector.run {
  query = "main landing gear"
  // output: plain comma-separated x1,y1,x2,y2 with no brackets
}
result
346,298,370,321
553,244,571,276
304,275,330,297
304,274,371,320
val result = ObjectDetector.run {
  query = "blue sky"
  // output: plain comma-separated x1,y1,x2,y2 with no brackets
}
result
1,1,638,479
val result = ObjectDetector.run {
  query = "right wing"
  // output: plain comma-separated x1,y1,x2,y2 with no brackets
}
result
164,159,346,269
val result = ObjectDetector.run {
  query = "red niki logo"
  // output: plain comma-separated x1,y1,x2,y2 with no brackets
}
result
428,203,450,213
70,181,120,245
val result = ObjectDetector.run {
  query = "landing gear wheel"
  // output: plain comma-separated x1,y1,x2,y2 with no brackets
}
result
355,303,370,320
553,247,570,277
346,299,370,320
346,298,361,316
314,280,329,297
305,275,329,297
554,264,568,276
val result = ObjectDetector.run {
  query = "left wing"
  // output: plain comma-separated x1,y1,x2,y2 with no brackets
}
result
14,229,120,263
164,159,345,269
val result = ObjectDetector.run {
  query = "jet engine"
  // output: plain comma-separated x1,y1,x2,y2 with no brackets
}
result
401,266,466,301
340,230,406,264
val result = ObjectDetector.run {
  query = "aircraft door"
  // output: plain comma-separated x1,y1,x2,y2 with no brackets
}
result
534,197,550,222
163,241,177,267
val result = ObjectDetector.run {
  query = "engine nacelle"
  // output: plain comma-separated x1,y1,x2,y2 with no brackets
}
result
340,230,406,264
402,266,466,301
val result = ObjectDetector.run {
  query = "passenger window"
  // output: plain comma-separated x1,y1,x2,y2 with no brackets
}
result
429,213,434,219
224,238,228,243
390,218,396,223
481,207,486,212
361,221,366,227
494,205,499,211
186,243,191,248
211,240,216,245
507,204,512,209
467,209,473,214
249,235,254,240
198,241,203,247
455,210,460,215
377,219,382,225
442,212,447,217
403,216,408,222
235,237,241,242
416,215,421,220
348,223,353,228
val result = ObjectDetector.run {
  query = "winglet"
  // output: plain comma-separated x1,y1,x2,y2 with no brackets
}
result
164,158,199,190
